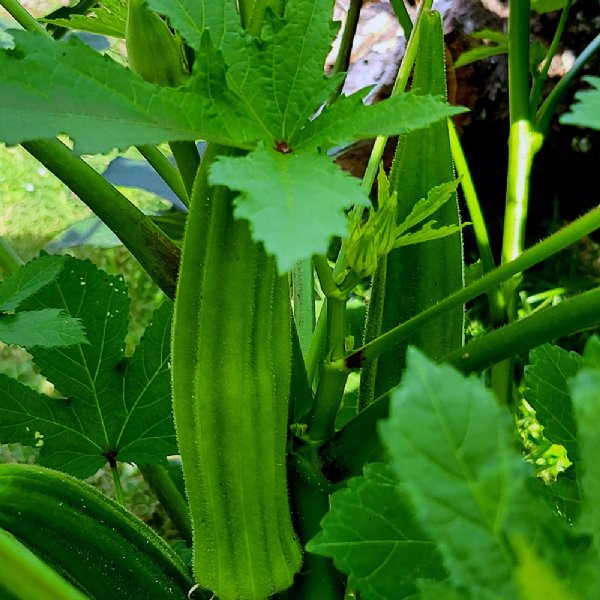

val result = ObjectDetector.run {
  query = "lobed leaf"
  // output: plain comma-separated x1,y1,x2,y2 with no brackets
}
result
295,91,467,152
560,77,600,131
0,257,177,478
306,463,446,599
380,349,540,599
523,344,581,461
209,144,370,272
0,31,261,153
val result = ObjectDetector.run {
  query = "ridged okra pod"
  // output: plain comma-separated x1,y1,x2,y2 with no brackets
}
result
361,10,464,403
172,151,302,600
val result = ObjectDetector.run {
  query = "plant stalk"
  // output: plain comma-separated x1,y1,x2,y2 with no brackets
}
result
340,201,600,370
0,0,46,34
23,139,180,298
138,463,192,545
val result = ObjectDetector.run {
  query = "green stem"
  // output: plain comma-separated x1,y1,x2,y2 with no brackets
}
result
448,119,504,323
305,301,327,386
111,463,124,505
323,283,600,482
168,141,200,200
340,201,600,370
319,390,390,483
503,0,534,278
536,32,600,136
138,463,192,545
308,291,348,443
0,0,46,34
23,139,180,298
137,144,189,208
0,236,24,275
529,0,573,113
284,464,345,599
328,0,363,103
448,120,495,275
389,0,413,37
444,285,600,373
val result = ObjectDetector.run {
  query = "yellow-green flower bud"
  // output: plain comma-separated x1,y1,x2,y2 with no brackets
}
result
373,190,398,257
344,226,378,279
126,0,186,87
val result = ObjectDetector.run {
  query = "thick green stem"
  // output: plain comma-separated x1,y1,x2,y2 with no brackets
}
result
284,464,345,600
529,0,573,113
138,463,192,545
444,285,600,373
340,201,600,370
137,144,189,207
23,139,180,298
494,0,535,402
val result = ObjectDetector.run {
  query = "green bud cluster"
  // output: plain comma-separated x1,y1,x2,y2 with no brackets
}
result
344,167,398,278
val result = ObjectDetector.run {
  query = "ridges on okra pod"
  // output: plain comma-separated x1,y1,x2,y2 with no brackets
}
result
171,147,302,600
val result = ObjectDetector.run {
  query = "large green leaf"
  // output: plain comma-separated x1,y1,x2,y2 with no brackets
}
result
209,144,370,272
560,77,600,131
306,463,446,599
0,30,261,153
380,349,539,599
523,344,581,461
0,257,176,478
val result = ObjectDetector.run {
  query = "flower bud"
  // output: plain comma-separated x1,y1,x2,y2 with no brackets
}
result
126,0,186,87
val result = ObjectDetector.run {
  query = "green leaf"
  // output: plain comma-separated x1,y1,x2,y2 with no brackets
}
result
560,77,600,131
454,29,508,68
523,344,581,461
394,180,461,237
307,463,445,599
392,221,467,249
209,144,370,272
295,92,467,152
583,335,600,369
147,0,241,50
570,368,600,556
379,349,539,599
0,258,176,478
454,45,508,68
532,0,576,14
0,254,66,311
0,31,262,153
42,0,127,38
0,309,86,347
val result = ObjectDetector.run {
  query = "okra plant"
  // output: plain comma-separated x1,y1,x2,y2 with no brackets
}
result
0,0,599,598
